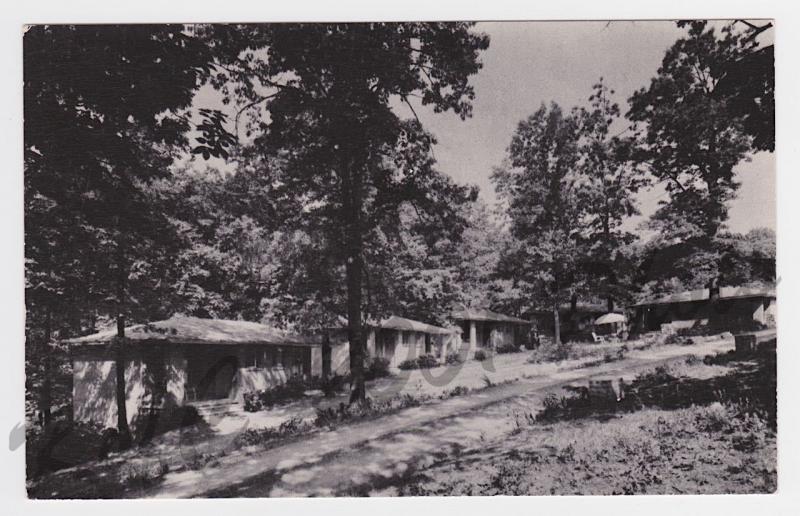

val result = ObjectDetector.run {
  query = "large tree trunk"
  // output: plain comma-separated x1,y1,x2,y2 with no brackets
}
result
342,158,367,404
346,251,366,403
569,293,578,336
553,304,561,347
115,238,133,449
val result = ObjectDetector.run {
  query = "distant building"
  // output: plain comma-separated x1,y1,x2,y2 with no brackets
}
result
451,308,531,352
324,315,461,372
528,303,613,342
629,285,777,334
67,316,319,427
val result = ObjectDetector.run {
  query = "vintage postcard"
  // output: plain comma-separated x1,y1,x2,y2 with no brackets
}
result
22,19,776,499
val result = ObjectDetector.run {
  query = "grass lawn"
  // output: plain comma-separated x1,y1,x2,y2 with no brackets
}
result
395,349,777,496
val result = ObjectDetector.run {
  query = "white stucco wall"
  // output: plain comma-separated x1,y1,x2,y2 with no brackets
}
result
72,350,190,428
233,367,290,399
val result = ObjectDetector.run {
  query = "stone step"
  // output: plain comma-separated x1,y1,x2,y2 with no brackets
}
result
189,401,244,418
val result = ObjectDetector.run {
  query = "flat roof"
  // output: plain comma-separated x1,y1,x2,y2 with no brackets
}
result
66,315,315,347
378,315,457,335
331,315,458,335
632,286,776,307
451,308,531,325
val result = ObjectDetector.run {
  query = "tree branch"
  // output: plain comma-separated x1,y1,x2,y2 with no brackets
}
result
234,92,279,139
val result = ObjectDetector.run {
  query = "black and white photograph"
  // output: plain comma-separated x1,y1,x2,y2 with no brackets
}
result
10,7,790,504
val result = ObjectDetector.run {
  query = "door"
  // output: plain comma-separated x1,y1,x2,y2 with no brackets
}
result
187,347,239,401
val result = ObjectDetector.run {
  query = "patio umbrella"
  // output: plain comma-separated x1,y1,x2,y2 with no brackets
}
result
594,313,626,326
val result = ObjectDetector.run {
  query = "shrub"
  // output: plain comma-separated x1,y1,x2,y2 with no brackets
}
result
365,357,391,380
526,341,573,363
398,354,439,370
523,338,539,351
397,359,417,370
131,405,204,444
416,354,439,369
237,416,313,446
439,385,470,399
496,343,522,354
27,421,111,478
474,349,489,361
313,374,348,397
663,333,685,346
243,375,310,412
120,460,170,489
444,352,463,365
602,347,627,363
312,393,433,429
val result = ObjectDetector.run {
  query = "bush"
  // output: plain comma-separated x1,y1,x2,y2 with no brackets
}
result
120,460,170,489
313,374,348,398
364,357,391,380
313,393,433,429
474,349,489,361
132,405,205,445
237,416,313,446
526,341,573,363
523,338,539,351
444,352,463,365
439,385,470,399
602,347,626,363
243,375,310,412
27,420,120,478
662,333,686,345
496,343,522,354
398,354,439,370
416,354,439,369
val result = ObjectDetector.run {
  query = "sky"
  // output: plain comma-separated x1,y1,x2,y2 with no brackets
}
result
192,20,776,235
394,20,776,235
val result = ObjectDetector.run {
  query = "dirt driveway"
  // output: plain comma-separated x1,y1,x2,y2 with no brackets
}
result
142,336,735,498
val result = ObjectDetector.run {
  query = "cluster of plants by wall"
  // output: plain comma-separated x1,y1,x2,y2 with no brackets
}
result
495,343,523,354
398,354,439,370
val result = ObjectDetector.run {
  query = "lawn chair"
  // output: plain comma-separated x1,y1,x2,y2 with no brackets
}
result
591,332,606,344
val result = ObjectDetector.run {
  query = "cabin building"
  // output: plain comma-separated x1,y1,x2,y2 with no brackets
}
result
324,315,461,371
629,285,777,334
68,316,319,427
528,303,614,343
451,308,531,353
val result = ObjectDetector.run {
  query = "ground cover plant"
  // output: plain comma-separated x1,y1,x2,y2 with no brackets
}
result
395,346,777,496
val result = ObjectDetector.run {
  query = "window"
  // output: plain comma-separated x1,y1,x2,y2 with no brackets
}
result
246,348,258,368
245,348,278,369
257,349,272,369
